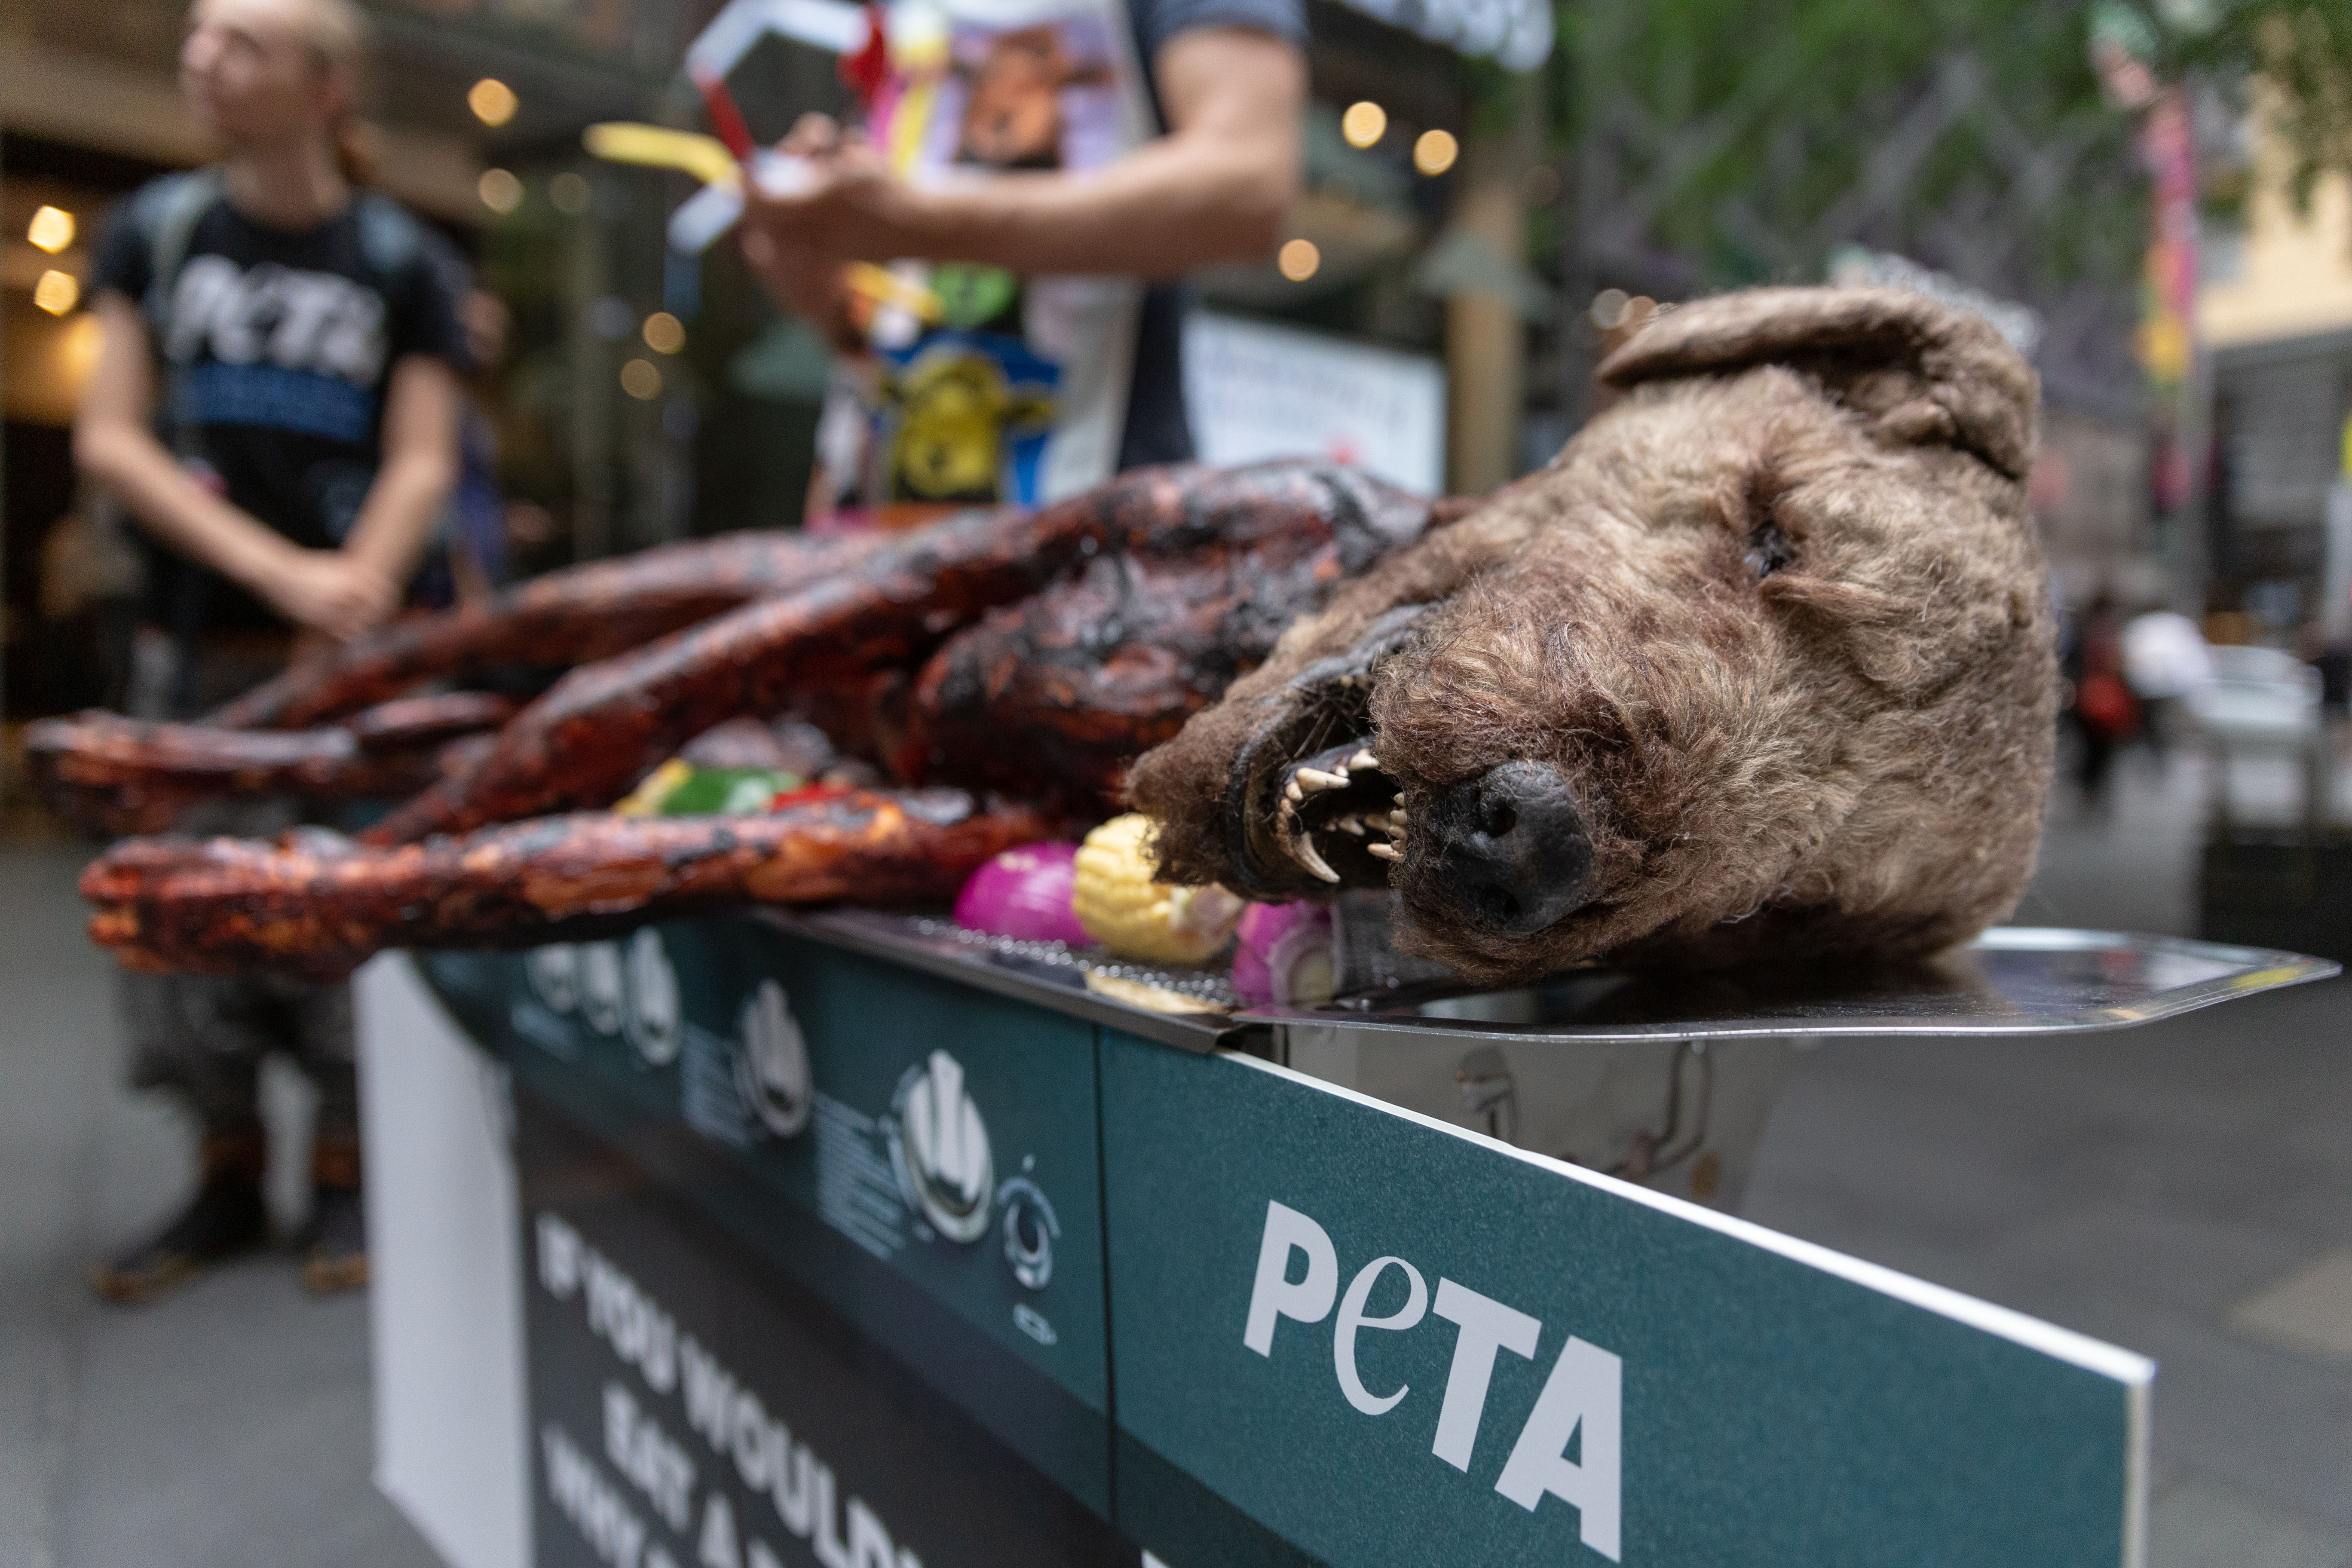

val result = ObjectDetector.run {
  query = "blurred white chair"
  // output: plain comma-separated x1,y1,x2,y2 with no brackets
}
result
2184,646,2328,835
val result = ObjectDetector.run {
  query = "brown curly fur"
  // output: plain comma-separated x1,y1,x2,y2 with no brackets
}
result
1128,286,2057,985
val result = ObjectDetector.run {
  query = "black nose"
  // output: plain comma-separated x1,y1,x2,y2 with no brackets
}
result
1418,762,1594,937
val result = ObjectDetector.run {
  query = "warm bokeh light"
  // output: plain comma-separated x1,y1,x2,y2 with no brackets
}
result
34,269,80,315
642,312,686,354
550,171,592,214
478,168,524,214
60,311,103,386
28,205,76,254
1413,129,1459,176
1341,101,1387,149
1277,238,1320,282
469,78,518,127
620,358,663,399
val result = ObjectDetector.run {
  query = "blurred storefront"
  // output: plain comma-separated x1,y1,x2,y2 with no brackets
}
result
5,0,1556,721
2199,122,2352,649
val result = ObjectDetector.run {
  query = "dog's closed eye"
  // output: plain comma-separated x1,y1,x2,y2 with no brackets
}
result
1745,519,1795,578
1736,463,1798,579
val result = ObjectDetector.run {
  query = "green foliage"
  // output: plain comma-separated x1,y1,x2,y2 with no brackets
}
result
2221,4,2352,211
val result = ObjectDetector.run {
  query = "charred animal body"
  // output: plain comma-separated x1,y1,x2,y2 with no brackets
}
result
48,288,2056,989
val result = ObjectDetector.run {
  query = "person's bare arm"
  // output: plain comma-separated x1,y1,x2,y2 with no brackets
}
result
340,353,461,596
73,292,435,642
742,25,1304,324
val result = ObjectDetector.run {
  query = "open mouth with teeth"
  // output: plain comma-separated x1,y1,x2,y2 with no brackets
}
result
1274,740,1406,884
1221,603,1432,900
1216,601,1599,946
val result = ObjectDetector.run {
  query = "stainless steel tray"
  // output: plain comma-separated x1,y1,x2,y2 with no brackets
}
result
777,911,2337,1048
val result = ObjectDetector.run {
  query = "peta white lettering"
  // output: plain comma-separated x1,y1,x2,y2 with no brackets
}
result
1239,1199,1625,1562
165,254,386,383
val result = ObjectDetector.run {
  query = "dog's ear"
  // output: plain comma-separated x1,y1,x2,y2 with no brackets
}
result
1597,286,2037,480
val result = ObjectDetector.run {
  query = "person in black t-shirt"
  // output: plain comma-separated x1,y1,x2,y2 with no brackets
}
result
76,0,464,1303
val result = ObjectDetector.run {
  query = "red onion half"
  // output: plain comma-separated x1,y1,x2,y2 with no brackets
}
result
953,842,1090,945
1230,902,1336,1007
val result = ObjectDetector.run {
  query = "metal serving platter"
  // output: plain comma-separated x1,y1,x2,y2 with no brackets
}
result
776,911,2337,1049
1250,926,2339,1044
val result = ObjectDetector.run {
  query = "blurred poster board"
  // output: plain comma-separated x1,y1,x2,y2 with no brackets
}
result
1184,313,1446,497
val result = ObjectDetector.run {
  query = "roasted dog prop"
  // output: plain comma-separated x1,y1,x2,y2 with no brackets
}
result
69,461,1442,973
63,287,2055,987
1134,286,2056,983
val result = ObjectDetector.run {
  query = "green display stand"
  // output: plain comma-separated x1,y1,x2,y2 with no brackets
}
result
412,911,2332,1568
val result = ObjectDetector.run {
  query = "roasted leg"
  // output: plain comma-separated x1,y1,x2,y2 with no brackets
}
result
83,789,1056,977
209,531,889,730
26,692,518,836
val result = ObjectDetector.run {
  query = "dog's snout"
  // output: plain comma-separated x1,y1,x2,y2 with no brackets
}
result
1419,762,1593,937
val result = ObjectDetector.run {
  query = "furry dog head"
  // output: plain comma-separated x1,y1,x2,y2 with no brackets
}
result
1129,285,2056,985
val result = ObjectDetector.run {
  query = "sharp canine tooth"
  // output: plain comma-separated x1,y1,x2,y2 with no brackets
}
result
1350,749,1379,772
1367,841,1404,862
1336,816,1366,836
1296,767,1350,793
1295,835,1341,883
1285,779,1305,803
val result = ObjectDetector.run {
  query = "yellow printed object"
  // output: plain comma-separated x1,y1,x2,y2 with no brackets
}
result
583,124,740,189
613,758,694,816
1071,815,1245,965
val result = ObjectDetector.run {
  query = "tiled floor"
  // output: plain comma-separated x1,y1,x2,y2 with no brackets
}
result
0,738,2346,1566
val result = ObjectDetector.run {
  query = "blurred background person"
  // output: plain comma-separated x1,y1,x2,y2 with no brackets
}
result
2122,602,2213,774
2064,589,2140,819
411,288,515,611
70,0,466,1302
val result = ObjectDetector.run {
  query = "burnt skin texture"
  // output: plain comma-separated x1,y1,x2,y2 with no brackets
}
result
85,790,1055,978
25,692,518,835
70,462,1446,974
1129,286,2058,985
369,462,1436,842
901,466,1434,805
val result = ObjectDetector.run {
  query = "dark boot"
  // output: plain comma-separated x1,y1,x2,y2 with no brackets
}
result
298,1135,368,1294
92,1130,268,1305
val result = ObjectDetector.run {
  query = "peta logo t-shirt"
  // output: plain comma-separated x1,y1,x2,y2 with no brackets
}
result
160,254,396,440
92,179,468,629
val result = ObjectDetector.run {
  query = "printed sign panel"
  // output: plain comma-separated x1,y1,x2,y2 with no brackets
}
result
1183,313,1446,496
515,1093,1133,1568
1100,1030,2151,1568
420,918,1112,1511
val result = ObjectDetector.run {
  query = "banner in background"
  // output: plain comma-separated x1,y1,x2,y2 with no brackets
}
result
1184,313,1446,497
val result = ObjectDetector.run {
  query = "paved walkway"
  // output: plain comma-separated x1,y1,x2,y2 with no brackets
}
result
0,741,2344,1566
0,842,437,1568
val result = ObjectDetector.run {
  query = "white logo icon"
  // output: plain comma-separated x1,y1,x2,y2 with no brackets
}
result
579,943,625,1037
891,1050,994,1243
621,929,681,1067
735,980,812,1138
524,944,580,1014
998,1176,1060,1291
